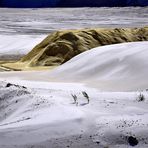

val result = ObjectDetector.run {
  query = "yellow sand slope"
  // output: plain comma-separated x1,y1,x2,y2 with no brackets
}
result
3,27,148,70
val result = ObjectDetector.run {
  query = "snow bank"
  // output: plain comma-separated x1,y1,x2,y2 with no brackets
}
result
0,35,46,58
48,41,148,91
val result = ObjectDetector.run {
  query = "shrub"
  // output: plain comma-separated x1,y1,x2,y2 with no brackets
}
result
137,93,145,102
71,94,78,106
82,91,90,103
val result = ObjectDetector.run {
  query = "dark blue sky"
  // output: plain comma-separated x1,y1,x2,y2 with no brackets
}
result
0,0,148,8
0,0,59,7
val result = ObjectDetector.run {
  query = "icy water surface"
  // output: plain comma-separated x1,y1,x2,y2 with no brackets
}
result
0,7,148,35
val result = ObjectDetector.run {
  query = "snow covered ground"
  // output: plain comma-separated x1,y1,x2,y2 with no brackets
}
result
0,7,148,35
1,80,148,148
0,42,148,147
0,35,46,59
0,7,148,147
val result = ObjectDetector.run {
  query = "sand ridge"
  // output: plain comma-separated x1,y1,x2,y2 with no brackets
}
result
2,27,148,71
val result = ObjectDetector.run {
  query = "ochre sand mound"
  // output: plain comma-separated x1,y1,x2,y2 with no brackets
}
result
2,27,148,70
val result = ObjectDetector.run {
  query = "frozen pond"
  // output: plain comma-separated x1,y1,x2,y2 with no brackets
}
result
0,7,148,35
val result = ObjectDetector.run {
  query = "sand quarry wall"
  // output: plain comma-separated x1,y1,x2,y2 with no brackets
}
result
20,27,148,68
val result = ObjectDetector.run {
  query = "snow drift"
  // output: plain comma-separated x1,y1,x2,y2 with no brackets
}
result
0,77,148,147
0,35,46,60
1,42,148,147
48,41,148,91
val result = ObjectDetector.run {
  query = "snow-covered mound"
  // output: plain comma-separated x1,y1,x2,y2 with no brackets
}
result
49,42,148,91
0,35,45,59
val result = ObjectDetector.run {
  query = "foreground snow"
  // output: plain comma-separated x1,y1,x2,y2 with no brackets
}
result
0,80,148,148
0,42,148,147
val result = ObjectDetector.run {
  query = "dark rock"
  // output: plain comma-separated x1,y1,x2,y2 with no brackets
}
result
128,136,139,146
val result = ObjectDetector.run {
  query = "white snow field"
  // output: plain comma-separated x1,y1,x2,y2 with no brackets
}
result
0,35,46,59
0,7,148,35
0,42,148,148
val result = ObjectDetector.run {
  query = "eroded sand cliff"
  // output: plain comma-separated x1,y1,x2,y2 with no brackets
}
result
2,27,148,70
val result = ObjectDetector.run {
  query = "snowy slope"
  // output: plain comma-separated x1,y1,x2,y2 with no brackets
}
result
0,42,148,147
48,41,148,91
0,35,46,57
